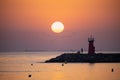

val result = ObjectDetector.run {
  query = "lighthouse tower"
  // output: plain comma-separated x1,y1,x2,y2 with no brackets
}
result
88,35,95,54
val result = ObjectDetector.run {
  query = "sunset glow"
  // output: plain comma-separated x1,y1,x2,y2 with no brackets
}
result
0,0,120,51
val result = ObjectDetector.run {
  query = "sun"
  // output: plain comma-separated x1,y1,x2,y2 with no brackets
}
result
51,21,64,33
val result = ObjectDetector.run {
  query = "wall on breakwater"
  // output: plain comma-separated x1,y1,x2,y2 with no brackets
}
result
45,53,120,63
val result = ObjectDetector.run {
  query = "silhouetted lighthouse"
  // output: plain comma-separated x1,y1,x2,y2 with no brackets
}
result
88,35,95,54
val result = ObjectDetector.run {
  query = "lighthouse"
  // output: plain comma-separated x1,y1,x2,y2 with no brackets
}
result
88,35,95,54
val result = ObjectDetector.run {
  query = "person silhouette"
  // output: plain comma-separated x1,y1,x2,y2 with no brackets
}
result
81,48,83,53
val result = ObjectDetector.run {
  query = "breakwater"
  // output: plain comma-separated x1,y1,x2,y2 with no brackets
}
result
45,53,120,63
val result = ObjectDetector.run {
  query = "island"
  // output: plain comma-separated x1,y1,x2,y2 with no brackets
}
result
45,36,120,63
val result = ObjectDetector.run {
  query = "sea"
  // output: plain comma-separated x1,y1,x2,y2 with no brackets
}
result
0,51,120,80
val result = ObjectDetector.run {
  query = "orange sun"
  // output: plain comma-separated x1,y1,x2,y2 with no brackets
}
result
51,21,64,33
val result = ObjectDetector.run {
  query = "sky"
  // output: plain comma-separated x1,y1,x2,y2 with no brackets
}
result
0,0,120,52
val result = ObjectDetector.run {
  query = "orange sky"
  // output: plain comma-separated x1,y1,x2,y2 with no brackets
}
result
0,0,120,51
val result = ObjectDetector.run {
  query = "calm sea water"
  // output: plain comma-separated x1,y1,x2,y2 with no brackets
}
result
0,52,120,80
